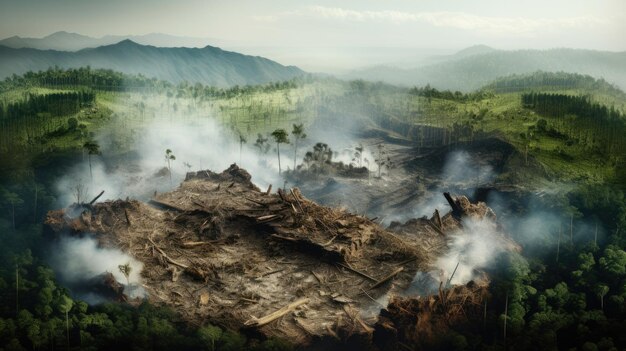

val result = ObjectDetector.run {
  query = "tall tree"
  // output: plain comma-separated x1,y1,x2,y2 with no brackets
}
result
291,124,306,170
83,141,101,182
165,149,176,184
58,295,73,348
271,129,289,174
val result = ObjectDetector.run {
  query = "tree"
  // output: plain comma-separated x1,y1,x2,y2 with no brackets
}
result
374,143,392,178
57,295,73,348
353,144,364,168
238,132,247,165
83,140,101,182
198,324,222,351
118,262,132,286
595,284,609,310
165,149,176,184
271,129,289,174
72,181,87,204
254,133,270,155
3,190,23,230
291,124,306,170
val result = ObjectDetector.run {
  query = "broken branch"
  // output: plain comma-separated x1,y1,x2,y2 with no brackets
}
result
244,298,310,327
369,267,404,290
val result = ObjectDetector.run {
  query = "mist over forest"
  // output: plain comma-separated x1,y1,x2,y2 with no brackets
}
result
0,1,625,350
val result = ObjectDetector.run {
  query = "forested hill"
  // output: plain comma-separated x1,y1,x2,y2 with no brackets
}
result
483,71,626,96
0,40,305,87
345,48,626,92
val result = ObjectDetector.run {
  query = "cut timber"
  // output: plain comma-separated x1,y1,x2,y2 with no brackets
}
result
369,267,404,290
265,184,272,195
244,298,310,327
124,209,131,226
257,214,281,223
148,199,185,212
148,236,189,269
88,190,105,205
181,241,216,248
337,263,377,282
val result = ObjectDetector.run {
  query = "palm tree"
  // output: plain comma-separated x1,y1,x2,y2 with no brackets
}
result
271,129,289,174
83,141,101,182
291,124,306,170
165,149,176,183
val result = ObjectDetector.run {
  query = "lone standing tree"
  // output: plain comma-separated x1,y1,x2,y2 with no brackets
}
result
165,149,176,184
291,123,306,170
83,140,101,182
271,129,289,174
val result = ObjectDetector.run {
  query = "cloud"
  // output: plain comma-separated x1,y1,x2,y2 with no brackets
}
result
255,6,607,36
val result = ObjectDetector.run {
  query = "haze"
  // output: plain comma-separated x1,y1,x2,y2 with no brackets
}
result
1,0,625,72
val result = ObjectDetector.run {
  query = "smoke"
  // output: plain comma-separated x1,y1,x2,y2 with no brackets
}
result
48,235,145,304
434,217,507,285
442,150,494,184
55,117,287,206
381,150,495,226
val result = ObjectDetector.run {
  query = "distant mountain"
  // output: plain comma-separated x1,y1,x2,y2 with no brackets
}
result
0,31,221,51
449,44,496,59
345,47,626,91
0,40,304,87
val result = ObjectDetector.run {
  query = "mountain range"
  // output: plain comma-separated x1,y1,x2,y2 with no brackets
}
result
0,31,220,51
2,33,625,92
345,46,626,91
0,40,304,87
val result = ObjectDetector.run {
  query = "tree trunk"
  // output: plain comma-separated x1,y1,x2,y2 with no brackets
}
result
88,155,93,182
570,214,574,244
293,140,298,171
556,223,562,263
601,295,604,310
503,293,508,344
33,185,38,222
66,310,70,348
277,143,282,174
15,264,19,316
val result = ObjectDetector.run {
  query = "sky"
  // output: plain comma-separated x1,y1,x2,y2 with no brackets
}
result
0,0,624,71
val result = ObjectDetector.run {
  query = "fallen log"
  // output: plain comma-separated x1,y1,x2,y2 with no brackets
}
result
265,184,272,195
181,241,217,248
124,209,131,227
369,267,404,290
257,214,281,223
337,263,377,282
88,190,105,205
290,188,305,213
244,298,310,327
148,199,186,212
148,236,189,269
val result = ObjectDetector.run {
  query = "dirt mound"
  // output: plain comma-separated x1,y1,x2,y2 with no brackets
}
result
44,165,513,347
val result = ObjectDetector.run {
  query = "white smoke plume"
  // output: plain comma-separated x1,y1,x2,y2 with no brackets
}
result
435,217,507,285
48,236,145,303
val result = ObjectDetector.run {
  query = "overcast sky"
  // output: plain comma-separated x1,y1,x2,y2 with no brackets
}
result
0,0,624,71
